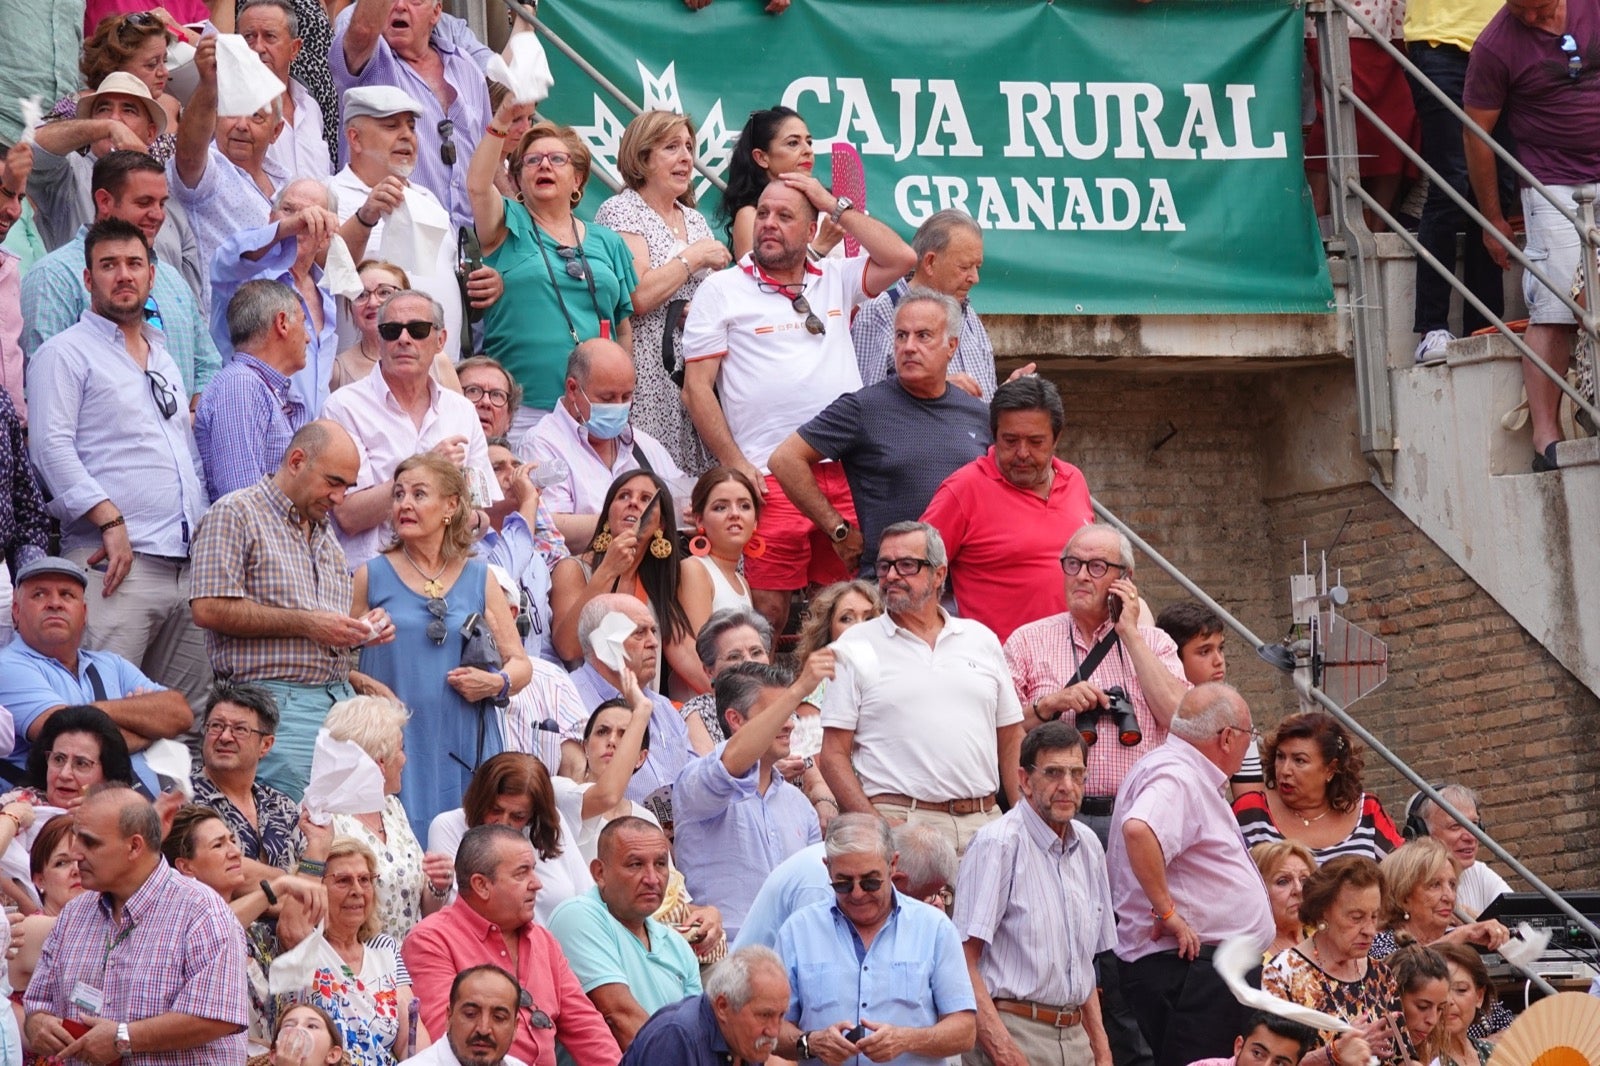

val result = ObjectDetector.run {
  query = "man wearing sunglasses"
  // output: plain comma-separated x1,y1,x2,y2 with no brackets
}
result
324,288,499,569
682,171,915,634
27,217,213,716
818,521,1022,859
772,814,977,1066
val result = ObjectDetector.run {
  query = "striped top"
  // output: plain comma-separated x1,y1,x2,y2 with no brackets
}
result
1233,791,1403,864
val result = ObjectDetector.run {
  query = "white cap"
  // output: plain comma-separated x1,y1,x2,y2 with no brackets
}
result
342,85,425,124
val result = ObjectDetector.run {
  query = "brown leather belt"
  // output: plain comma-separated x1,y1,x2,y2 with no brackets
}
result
869,792,996,815
994,998,1083,1028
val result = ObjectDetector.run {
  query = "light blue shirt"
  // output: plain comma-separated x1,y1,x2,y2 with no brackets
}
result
547,886,701,1014
476,512,564,667
168,149,275,311
732,842,830,951
194,352,307,500
20,226,221,395
775,893,976,1066
26,311,208,556
569,663,691,817
209,223,338,417
672,740,821,941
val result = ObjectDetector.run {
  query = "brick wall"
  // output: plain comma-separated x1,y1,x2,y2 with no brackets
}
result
1051,366,1600,890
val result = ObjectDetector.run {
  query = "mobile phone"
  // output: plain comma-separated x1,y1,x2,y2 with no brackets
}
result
845,1024,868,1043
1107,591,1123,623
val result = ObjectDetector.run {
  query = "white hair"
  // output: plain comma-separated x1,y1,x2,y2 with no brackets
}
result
705,946,785,1009
1167,683,1242,743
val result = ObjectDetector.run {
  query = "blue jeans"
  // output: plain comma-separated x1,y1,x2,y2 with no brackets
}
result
1406,41,1512,336
254,678,358,802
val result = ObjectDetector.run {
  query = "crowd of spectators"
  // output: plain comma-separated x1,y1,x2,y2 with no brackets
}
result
0,0,1550,1064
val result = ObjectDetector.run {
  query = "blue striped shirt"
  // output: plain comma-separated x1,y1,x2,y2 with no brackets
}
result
194,353,308,500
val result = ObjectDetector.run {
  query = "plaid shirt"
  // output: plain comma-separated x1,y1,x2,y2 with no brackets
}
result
1003,613,1189,799
24,860,249,1064
190,475,354,684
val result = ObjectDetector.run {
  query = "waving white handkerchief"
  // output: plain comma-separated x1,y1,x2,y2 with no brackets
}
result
302,729,385,824
1215,935,1357,1033
592,610,637,673
381,188,451,271
485,33,554,106
214,34,286,117
323,235,365,300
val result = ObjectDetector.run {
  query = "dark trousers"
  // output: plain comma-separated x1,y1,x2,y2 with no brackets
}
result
1406,41,1510,336
1118,950,1246,1066
1078,809,1155,1066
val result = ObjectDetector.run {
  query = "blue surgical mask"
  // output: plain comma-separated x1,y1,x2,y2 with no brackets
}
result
582,388,631,440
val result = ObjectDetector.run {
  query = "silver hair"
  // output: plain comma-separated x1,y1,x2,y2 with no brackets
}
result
378,288,446,329
237,0,299,37
271,176,337,214
322,695,409,763
896,286,962,346
704,946,786,1010
911,208,982,260
825,812,895,865
1415,783,1481,825
891,822,957,894
226,278,301,350
695,608,775,670
1167,683,1243,743
877,520,947,569
577,593,642,654
1065,524,1135,573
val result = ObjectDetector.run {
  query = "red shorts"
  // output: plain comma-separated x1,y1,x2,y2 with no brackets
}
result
745,464,857,592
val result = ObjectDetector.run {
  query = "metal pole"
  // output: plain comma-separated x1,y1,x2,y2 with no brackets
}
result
1577,187,1600,424
1090,498,1600,957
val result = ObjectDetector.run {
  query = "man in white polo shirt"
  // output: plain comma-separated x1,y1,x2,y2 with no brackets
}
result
819,519,1023,858
681,174,914,632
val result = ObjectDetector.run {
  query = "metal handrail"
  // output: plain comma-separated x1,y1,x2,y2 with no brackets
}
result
502,0,730,194
1091,498,1600,984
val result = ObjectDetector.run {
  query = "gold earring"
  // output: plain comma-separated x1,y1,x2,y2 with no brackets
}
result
649,530,674,559
591,522,613,553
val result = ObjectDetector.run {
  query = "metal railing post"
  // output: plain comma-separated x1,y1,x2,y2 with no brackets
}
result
1577,187,1600,421
1312,0,1396,485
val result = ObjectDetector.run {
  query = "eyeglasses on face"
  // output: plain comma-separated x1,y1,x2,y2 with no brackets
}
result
874,557,934,578
426,596,448,645
1060,555,1127,579
354,284,400,306
145,369,178,420
377,319,436,342
204,720,269,740
830,874,886,895
1217,724,1263,742
463,384,510,407
521,152,571,170
1028,764,1088,784
48,752,100,774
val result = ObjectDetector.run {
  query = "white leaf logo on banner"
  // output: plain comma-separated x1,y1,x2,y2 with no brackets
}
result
571,62,737,201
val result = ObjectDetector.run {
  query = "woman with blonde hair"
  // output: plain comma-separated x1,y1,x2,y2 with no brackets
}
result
1372,838,1509,959
1252,839,1317,957
794,580,882,757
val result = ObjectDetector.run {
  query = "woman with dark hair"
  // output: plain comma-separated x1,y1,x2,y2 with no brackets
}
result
550,469,711,697
715,106,845,259
424,752,591,925
1233,711,1402,863
20,705,138,806
1263,856,1403,1063
8,815,83,1005
679,467,761,630
1390,943,1450,1066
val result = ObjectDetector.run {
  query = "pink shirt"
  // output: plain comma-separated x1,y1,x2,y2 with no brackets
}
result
83,0,207,34
921,451,1093,642
400,900,620,1066
0,251,23,425
1106,735,1275,963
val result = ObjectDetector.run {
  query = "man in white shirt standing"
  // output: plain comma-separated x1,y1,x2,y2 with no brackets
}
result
324,288,498,568
681,173,914,632
239,0,332,182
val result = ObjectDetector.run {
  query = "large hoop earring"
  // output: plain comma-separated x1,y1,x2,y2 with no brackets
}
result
744,534,767,559
570,187,584,207
688,528,711,557
591,522,613,553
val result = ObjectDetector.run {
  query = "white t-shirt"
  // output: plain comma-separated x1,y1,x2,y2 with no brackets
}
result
1457,860,1512,919
681,254,871,472
425,805,594,927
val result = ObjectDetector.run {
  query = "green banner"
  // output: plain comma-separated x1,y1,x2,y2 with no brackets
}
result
536,0,1334,316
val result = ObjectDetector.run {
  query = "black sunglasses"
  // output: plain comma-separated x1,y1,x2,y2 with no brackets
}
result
425,596,448,645
438,119,457,166
145,369,177,420
757,280,824,335
554,244,587,281
378,319,436,341
518,989,554,1030
830,875,885,895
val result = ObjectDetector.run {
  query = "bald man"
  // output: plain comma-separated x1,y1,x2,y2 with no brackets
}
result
190,421,396,799
24,787,248,1062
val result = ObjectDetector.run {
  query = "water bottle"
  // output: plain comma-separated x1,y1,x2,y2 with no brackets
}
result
529,457,569,490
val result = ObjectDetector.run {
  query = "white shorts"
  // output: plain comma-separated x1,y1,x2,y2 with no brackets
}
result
1521,184,1582,326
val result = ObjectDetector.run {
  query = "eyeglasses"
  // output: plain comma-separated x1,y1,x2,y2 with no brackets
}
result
1563,34,1583,80
145,369,178,420
1028,765,1088,784
354,284,400,306
204,720,270,740
1218,724,1263,742
757,280,824,335
830,875,885,895
518,990,554,1031
438,119,457,167
1060,556,1127,579
521,152,571,170
553,244,587,281
426,596,448,645
143,296,164,331
874,557,934,577
377,319,436,341
48,752,100,774
463,384,511,407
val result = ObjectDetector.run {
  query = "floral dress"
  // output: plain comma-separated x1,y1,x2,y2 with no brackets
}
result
301,934,409,1066
1263,947,1400,1065
332,796,426,940
593,187,718,474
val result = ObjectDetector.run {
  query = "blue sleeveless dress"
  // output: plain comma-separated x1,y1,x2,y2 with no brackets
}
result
359,554,504,839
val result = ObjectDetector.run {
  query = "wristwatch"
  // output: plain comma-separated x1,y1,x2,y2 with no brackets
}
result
829,197,853,225
115,1022,132,1056
829,519,852,543
795,1031,812,1061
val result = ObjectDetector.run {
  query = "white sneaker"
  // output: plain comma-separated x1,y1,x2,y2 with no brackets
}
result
1414,329,1455,365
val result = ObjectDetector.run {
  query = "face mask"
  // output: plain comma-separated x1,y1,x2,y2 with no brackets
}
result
582,389,631,440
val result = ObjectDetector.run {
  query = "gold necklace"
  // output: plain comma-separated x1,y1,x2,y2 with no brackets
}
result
1294,806,1331,827
401,546,448,598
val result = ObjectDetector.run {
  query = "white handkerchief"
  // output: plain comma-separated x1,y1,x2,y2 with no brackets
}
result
831,638,879,688
1214,936,1356,1033
592,610,637,673
380,188,451,271
1498,922,1553,970
485,33,554,106
267,924,330,994
214,33,285,117
302,729,386,824
165,39,199,105
323,234,365,300
17,97,43,146
142,739,194,799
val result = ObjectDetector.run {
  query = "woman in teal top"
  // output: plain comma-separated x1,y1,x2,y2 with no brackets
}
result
469,102,638,437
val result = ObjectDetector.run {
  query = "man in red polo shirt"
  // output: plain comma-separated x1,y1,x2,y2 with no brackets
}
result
921,376,1094,642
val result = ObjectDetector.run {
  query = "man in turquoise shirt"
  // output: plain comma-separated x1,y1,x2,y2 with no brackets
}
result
547,817,702,1054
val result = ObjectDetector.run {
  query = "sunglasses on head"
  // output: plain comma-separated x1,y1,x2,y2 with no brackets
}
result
378,319,436,341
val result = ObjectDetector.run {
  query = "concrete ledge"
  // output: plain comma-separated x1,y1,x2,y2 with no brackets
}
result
985,312,1344,367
